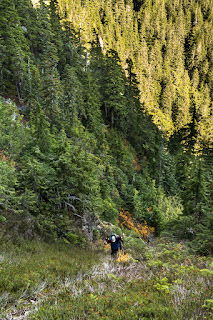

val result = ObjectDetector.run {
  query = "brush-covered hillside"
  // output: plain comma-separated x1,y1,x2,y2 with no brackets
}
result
1,238,213,319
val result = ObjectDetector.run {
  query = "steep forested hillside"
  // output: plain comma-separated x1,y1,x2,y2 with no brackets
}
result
0,0,212,254
58,0,213,143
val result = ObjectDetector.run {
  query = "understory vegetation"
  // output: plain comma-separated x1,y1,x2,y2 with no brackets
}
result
0,237,212,319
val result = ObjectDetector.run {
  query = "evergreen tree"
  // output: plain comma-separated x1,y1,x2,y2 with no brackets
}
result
49,0,66,73
39,43,63,127
62,65,85,130
29,102,53,153
83,70,104,138
182,158,210,222
34,0,63,127
102,50,127,129
0,0,30,98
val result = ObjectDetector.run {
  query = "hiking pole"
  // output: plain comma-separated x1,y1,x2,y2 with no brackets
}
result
121,232,125,253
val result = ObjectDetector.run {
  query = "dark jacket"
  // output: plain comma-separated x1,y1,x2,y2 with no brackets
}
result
107,236,122,251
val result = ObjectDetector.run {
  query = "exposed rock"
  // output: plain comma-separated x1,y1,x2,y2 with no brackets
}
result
82,211,102,242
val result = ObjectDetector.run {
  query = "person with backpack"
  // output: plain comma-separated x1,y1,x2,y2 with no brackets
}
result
106,233,123,256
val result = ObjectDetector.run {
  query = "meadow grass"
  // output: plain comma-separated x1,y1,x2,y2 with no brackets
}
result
0,237,212,319
0,239,101,319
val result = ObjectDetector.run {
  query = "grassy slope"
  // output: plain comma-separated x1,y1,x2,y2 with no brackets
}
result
0,238,212,320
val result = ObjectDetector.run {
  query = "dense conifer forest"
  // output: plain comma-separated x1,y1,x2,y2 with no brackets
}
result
0,0,212,256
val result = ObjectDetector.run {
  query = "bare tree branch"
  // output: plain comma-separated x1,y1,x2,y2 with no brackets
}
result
64,201,83,219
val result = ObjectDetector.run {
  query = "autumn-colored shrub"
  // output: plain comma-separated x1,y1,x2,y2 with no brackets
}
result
119,209,154,241
117,250,129,263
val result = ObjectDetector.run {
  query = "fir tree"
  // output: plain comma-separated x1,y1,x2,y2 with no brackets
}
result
102,50,127,129
182,158,210,222
0,0,30,98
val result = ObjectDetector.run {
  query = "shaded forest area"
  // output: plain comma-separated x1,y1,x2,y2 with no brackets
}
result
0,0,212,254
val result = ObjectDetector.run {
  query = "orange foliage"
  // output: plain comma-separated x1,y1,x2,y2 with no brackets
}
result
0,150,15,167
133,157,142,172
135,221,155,241
119,209,135,230
117,250,129,263
119,209,154,241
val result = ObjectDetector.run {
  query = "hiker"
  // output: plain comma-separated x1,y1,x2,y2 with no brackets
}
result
106,233,123,256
